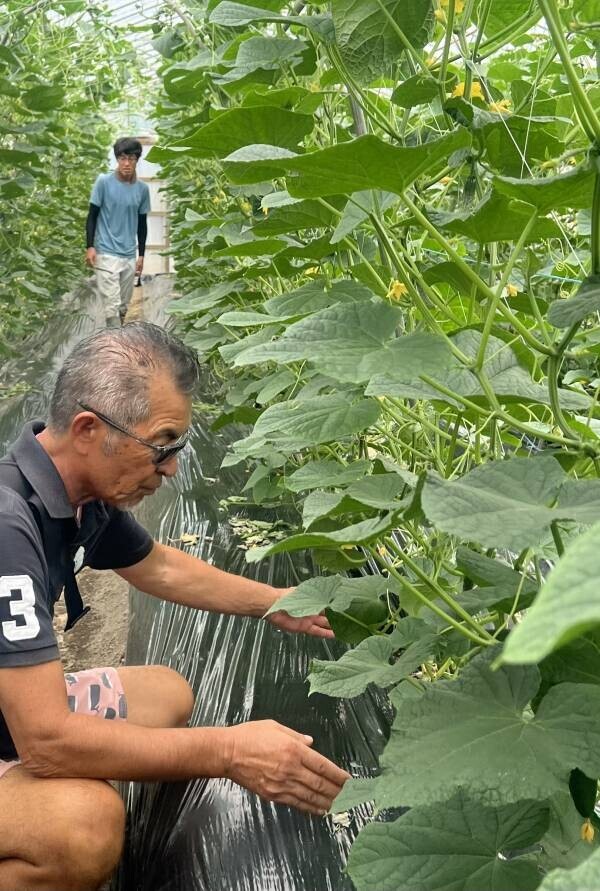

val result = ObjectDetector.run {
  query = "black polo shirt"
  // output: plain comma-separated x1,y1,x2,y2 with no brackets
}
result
0,421,154,755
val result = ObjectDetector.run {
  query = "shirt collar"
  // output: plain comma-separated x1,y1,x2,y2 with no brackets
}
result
9,420,75,520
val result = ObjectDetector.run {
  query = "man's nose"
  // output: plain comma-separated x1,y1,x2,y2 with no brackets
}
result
157,455,178,477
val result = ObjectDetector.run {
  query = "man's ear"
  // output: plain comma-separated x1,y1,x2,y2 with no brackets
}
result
70,411,101,456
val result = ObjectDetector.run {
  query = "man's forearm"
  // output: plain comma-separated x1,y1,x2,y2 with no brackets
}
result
86,203,100,248
23,711,232,782
137,213,147,256
117,542,277,617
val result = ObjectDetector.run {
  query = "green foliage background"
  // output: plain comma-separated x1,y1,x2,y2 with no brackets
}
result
0,0,137,352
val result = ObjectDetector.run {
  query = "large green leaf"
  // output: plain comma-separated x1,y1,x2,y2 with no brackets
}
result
502,521,600,664
391,74,439,108
376,650,600,809
331,0,433,82
233,299,404,382
223,130,471,194
456,547,538,612
264,278,370,317
422,455,600,551
367,330,589,411
429,192,560,243
308,636,436,698
265,574,396,617
214,36,312,86
22,84,65,111
537,630,600,707
481,0,541,36
284,459,372,492
548,275,600,328
538,847,600,891
347,793,549,891
493,167,594,213
231,393,381,456
209,2,335,41
481,116,565,176
245,513,397,562
173,106,314,157
254,197,342,235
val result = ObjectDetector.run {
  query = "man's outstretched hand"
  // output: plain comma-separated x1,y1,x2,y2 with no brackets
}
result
266,609,334,639
224,720,349,815
265,586,334,639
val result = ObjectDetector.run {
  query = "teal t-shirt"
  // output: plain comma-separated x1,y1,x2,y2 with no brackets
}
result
90,173,151,259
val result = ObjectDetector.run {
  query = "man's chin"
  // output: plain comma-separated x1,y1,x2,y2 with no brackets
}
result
115,492,148,510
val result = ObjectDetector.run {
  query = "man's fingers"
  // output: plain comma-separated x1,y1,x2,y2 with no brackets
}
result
300,747,351,787
274,782,337,815
307,625,335,639
275,724,314,745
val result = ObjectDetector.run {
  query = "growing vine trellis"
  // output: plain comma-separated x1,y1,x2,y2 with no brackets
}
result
151,0,600,887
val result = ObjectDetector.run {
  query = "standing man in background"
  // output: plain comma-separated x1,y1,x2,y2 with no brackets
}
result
85,137,150,328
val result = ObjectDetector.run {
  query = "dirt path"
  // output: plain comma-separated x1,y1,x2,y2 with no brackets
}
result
53,568,130,672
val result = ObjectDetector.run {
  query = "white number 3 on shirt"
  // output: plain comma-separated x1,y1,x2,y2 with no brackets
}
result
0,575,40,641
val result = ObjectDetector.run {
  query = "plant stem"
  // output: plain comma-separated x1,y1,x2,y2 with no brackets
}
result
550,520,565,557
538,0,600,142
475,211,538,370
369,547,494,646
384,536,495,640
401,191,557,357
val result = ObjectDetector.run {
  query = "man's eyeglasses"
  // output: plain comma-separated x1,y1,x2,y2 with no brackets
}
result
78,402,189,466
116,154,138,163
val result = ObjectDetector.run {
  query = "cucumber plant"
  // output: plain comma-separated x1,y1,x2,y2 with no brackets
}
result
152,1,600,887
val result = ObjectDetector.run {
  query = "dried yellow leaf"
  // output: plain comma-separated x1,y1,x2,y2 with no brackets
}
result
581,819,595,843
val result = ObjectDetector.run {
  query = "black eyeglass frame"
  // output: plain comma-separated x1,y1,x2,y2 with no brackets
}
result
77,402,189,466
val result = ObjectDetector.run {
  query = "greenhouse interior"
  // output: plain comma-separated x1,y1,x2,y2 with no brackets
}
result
3,1,600,889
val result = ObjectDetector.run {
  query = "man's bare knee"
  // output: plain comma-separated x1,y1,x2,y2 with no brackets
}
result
120,664,194,728
50,780,125,891
0,774,125,891
156,666,194,727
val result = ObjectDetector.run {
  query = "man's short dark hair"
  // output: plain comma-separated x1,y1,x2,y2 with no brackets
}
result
113,137,143,159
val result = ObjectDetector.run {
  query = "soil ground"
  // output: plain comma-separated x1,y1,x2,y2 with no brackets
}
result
53,283,146,672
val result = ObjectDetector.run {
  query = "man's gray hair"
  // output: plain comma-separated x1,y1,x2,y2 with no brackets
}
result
48,322,200,433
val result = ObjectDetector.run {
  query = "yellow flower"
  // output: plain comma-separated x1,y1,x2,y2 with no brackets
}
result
439,176,454,185
441,0,465,10
581,819,595,844
452,80,484,100
434,9,445,21
506,284,518,297
377,545,389,558
240,200,252,215
261,206,269,216
488,99,511,114
387,280,409,301
305,266,320,276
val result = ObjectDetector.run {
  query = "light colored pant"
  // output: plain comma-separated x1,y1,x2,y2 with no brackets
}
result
95,253,136,326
